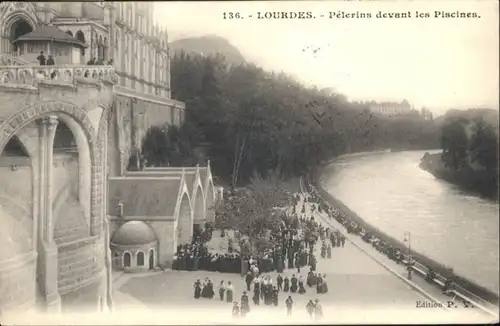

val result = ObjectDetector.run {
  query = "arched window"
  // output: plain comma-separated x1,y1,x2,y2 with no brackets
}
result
149,249,155,269
137,251,144,266
123,252,131,267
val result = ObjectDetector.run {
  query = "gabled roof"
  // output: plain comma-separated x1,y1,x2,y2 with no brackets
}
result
12,26,87,48
108,177,183,217
126,170,198,195
198,167,207,185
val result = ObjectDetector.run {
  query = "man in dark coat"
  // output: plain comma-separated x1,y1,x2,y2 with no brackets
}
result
277,274,283,291
245,272,253,291
290,275,298,293
37,51,46,65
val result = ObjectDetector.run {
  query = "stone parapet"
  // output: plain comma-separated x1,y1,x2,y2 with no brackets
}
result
0,65,117,86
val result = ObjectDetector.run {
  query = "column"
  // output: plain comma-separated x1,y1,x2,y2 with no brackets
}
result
45,116,58,242
37,119,47,245
103,218,114,311
36,116,61,313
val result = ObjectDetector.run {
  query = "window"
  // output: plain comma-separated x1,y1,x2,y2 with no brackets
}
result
123,252,131,267
137,252,144,266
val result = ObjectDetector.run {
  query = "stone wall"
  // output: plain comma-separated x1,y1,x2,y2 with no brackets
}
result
0,162,32,217
112,93,183,175
57,237,98,294
52,153,79,204
149,220,176,268
0,252,37,313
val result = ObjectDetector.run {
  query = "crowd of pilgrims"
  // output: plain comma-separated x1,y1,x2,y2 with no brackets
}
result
173,193,348,276
193,268,328,318
183,183,459,318
185,191,351,318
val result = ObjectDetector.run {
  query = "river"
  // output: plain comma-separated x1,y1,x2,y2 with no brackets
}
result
320,150,499,295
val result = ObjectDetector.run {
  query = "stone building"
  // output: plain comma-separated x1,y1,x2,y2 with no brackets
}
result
0,1,217,318
110,221,158,273
369,99,413,116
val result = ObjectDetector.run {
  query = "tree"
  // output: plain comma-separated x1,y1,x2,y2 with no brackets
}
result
468,118,498,170
214,173,289,258
440,116,469,169
167,51,440,185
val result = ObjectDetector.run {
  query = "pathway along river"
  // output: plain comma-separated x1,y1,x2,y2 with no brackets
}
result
320,150,499,295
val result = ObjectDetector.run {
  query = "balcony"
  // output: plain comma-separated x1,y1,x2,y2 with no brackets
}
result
0,64,117,86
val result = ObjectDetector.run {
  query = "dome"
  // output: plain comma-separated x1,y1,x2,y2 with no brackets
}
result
111,221,157,246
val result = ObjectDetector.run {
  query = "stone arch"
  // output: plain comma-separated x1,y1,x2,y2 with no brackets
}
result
193,185,205,224
176,192,192,245
75,30,85,43
75,30,85,57
0,101,103,236
1,11,37,39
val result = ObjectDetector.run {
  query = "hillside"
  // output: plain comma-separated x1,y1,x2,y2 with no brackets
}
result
169,35,246,65
434,108,499,128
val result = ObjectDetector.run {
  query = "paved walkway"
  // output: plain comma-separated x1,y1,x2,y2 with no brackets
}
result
302,194,496,323
109,194,495,324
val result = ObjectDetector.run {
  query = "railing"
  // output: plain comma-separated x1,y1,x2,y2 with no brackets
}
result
0,65,117,86
114,84,184,108
0,53,29,66
301,175,499,319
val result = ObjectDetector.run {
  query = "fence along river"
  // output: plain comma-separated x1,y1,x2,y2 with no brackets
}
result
320,150,499,296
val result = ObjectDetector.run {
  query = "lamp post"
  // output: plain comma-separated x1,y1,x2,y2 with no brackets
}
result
404,231,412,280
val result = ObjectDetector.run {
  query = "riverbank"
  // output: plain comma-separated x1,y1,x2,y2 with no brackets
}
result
308,158,499,307
419,153,499,200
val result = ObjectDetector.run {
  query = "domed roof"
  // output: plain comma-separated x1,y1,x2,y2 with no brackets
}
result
111,221,157,246
12,26,87,48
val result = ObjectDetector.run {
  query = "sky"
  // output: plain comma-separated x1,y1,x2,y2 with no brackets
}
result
154,1,499,115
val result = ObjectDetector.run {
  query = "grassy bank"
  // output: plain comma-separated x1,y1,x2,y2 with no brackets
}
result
308,160,499,306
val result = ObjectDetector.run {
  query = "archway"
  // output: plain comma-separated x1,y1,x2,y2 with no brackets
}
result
9,18,33,52
0,102,100,241
123,252,131,267
0,103,103,313
50,117,92,236
137,251,144,266
52,120,89,244
149,249,154,269
176,193,192,246
75,30,86,59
